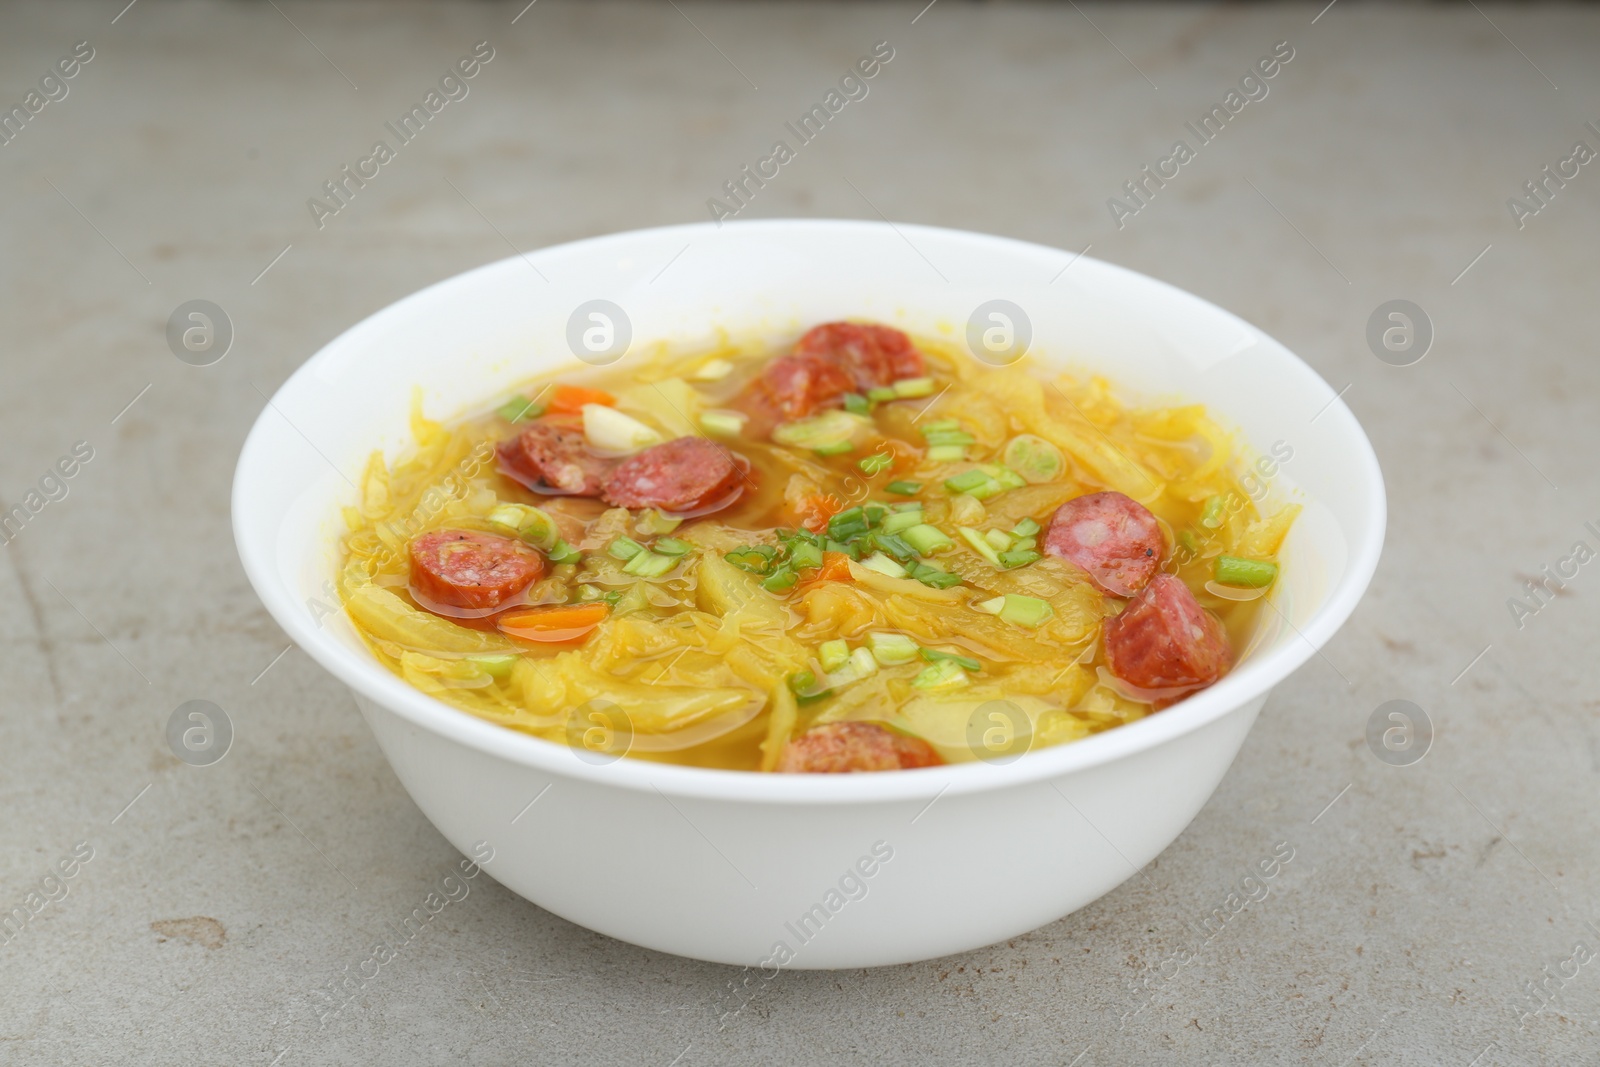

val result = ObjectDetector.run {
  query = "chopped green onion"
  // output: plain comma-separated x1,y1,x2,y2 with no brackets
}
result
998,548,1042,569
911,659,969,692
923,430,976,448
699,410,747,436
488,503,558,550
1002,434,1065,484
608,536,645,561
824,538,861,559
773,410,864,450
974,596,1005,615
788,670,832,705
958,526,1003,567
623,550,676,577
813,440,854,456
467,653,519,679
761,567,799,592
857,453,894,476
945,469,992,494
1178,529,1201,554
1012,517,1041,538
547,540,582,564
998,594,1052,628
867,632,920,666
939,469,1011,500
1215,555,1279,587
576,584,619,604
519,519,561,551
725,545,778,573
892,377,935,398
828,506,864,535
487,502,538,529
496,396,543,423
1011,536,1038,551
788,540,823,570
829,519,870,541
636,509,683,536
887,480,923,496
870,532,917,561
890,501,923,512
867,386,898,403
860,552,908,578
864,504,888,526
926,444,967,462
1200,494,1229,529
653,537,693,557
909,562,963,589
818,639,851,674
984,528,1013,553
921,419,960,434
919,648,982,672
881,510,924,535
984,465,1028,490
842,392,871,415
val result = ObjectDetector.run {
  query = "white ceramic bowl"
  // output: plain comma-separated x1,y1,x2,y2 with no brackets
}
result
233,220,1384,969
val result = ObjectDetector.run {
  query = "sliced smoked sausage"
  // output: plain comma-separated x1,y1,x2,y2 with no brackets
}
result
750,352,856,424
1103,573,1231,692
777,721,943,774
601,437,748,515
409,529,546,613
739,321,927,426
794,321,925,386
1043,491,1164,597
497,422,613,497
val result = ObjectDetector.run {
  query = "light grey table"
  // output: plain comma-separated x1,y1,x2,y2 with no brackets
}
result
2,2,1596,1063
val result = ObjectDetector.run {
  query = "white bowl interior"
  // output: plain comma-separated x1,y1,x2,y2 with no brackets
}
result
235,220,1383,801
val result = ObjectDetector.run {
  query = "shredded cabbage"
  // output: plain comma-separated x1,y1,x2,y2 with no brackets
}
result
336,330,1296,770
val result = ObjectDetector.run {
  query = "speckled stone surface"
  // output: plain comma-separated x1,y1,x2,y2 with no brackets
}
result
2,2,1598,1064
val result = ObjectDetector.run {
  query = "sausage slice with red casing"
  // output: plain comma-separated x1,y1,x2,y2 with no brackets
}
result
409,529,546,613
1103,573,1232,692
738,322,927,426
601,437,748,515
497,422,613,497
1043,490,1165,596
748,352,857,424
777,722,944,773
793,321,925,388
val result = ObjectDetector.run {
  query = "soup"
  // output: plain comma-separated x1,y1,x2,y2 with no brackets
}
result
337,322,1298,772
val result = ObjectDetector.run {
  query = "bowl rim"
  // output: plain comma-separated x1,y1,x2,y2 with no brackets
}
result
232,218,1386,805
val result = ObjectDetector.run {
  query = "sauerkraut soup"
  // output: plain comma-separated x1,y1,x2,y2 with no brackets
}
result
337,322,1297,773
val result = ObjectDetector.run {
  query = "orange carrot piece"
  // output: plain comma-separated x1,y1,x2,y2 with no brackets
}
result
810,552,854,584
497,603,610,643
799,493,844,534
547,385,617,415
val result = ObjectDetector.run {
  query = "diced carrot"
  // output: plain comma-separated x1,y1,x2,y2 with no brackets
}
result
497,603,610,643
547,385,616,415
807,552,854,584
798,493,844,534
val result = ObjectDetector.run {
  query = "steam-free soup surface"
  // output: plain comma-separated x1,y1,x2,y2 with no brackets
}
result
338,322,1297,772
